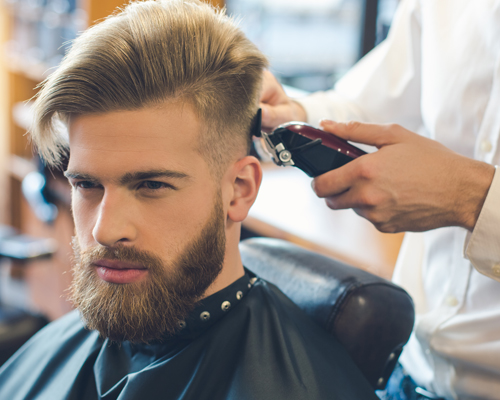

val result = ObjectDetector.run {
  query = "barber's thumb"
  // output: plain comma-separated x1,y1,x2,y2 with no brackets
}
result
319,119,339,131
319,119,397,148
319,119,355,141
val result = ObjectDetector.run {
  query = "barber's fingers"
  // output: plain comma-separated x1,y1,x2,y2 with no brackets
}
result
260,71,304,129
312,157,363,198
260,104,287,130
260,70,285,104
322,186,379,211
321,185,387,225
319,120,408,149
322,186,398,233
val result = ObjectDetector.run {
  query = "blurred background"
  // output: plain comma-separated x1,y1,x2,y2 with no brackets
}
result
228,0,398,91
0,0,398,337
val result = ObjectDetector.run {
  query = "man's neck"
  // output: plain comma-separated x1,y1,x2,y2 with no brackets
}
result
202,226,245,298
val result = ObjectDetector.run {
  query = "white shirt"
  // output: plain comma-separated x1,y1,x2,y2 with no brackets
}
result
297,0,500,398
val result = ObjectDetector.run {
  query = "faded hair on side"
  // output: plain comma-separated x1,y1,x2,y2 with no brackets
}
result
30,0,268,176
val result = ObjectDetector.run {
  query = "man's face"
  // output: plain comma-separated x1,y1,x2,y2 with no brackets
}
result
66,103,226,342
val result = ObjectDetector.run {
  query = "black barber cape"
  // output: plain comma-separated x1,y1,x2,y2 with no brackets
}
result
0,271,377,400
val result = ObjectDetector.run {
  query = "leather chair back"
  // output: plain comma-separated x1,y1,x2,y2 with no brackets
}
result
239,238,414,390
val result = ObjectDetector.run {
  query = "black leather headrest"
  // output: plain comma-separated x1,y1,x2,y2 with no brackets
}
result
239,237,414,389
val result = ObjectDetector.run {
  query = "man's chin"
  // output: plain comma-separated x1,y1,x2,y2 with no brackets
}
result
72,273,175,343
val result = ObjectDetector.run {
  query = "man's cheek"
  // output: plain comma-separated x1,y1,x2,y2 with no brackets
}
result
72,201,98,246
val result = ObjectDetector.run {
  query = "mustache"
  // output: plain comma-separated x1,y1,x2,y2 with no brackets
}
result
71,237,163,270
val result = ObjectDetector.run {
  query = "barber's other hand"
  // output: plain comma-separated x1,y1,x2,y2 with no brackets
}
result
259,70,307,130
312,120,495,233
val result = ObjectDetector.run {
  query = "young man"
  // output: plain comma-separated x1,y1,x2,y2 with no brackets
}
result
0,1,377,399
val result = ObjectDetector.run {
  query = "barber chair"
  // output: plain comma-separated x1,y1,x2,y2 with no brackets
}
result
240,237,415,390
0,225,55,365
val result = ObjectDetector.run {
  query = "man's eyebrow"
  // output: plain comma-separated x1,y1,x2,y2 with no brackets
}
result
64,171,96,180
118,170,190,185
63,169,191,184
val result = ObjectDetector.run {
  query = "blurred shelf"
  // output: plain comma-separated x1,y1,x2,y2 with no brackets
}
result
12,100,33,131
8,154,36,182
5,52,52,82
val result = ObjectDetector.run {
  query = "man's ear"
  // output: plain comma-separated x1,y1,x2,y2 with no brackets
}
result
227,156,262,223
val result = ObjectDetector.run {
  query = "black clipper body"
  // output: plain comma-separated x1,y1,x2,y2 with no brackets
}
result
260,122,366,178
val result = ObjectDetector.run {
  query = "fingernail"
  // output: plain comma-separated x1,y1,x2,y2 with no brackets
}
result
311,179,316,193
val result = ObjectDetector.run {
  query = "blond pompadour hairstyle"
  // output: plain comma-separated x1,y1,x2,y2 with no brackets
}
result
30,0,268,176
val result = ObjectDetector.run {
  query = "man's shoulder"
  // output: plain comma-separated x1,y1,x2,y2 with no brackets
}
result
209,277,378,399
13,309,94,350
241,277,328,334
0,310,101,400
238,277,336,347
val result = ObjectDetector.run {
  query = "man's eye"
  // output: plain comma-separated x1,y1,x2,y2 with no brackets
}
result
140,181,171,190
74,181,98,189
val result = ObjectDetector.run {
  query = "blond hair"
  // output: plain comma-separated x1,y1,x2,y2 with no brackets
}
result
31,0,268,176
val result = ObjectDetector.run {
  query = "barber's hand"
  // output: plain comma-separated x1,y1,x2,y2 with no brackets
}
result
312,120,495,233
259,70,307,130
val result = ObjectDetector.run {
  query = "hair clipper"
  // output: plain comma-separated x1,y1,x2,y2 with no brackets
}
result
251,109,366,177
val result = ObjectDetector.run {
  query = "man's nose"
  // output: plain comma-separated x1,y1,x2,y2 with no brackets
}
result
92,191,137,247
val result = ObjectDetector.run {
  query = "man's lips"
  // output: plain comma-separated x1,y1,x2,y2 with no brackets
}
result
93,259,148,284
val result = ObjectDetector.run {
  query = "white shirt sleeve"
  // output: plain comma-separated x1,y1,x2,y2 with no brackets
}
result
296,0,423,131
465,166,500,282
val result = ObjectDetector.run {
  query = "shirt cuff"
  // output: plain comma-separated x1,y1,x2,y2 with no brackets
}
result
464,165,500,281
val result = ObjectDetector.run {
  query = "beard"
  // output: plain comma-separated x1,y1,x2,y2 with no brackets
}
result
68,194,226,344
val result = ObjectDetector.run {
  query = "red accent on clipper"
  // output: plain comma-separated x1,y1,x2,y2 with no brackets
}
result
285,124,366,159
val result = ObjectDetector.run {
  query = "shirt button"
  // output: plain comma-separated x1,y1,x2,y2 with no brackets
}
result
445,295,459,307
492,264,500,277
481,140,493,153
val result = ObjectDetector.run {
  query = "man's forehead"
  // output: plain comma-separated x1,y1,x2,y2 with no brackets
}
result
68,104,201,151
66,104,208,175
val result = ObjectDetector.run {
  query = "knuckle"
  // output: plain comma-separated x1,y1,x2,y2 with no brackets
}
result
382,123,404,143
345,121,361,132
364,210,398,233
312,177,329,197
325,197,339,210
386,123,401,131
365,211,385,226
375,222,397,234
357,189,378,208
355,160,376,180
312,180,323,197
